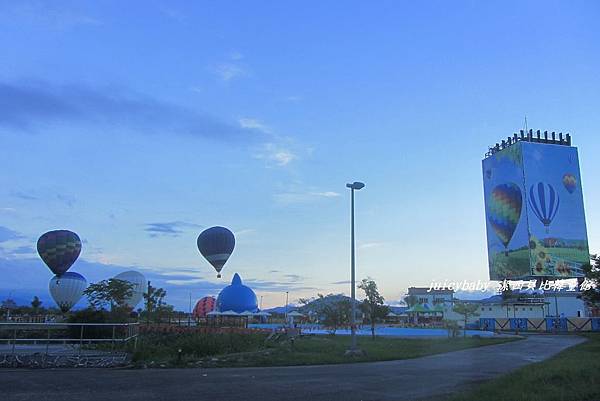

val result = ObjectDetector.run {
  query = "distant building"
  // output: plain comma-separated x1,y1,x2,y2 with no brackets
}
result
406,287,455,321
482,131,589,280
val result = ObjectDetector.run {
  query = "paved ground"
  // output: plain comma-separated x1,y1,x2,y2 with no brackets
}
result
0,335,585,401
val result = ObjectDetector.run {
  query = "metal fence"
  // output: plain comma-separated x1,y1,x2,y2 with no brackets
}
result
0,322,139,355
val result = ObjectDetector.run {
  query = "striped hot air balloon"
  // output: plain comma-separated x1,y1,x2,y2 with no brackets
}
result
49,272,87,313
487,183,523,255
197,227,235,278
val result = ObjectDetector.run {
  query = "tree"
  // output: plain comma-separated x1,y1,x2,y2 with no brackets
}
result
452,301,480,337
31,296,42,313
143,281,167,323
1,298,17,320
582,255,600,307
83,278,134,311
358,278,390,339
403,295,418,307
316,294,351,334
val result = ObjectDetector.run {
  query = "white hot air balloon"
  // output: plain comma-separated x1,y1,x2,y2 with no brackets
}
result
49,272,87,313
114,271,147,308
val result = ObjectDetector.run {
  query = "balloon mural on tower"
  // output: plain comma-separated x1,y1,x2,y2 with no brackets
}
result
49,272,87,313
114,271,148,308
562,173,577,194
192,296,216,318
487,183,522,255
528,182,560,233
197,226,235,278
37,230,82,275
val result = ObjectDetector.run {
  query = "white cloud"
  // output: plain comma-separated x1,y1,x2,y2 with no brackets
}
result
229,51,243,60
254,143,297,166
310,191,340,198
358,242,386,250
273,191,342,204
166,278,207,286
213,63,246,81
239,118,268,131
234,228,256,237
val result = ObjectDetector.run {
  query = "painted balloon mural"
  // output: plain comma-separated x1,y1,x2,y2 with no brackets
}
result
528,182,560,233
562,173,577,194
487,183,522,255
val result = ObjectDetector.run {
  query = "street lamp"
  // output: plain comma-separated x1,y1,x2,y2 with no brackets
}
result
346,181,364,354
285,291,289,326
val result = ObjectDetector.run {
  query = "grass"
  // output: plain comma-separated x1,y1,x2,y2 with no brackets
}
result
129,332,518,368
447,333,600,401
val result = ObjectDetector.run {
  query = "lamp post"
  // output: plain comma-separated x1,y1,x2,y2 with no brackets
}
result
285,291,289,325
346,181,364,354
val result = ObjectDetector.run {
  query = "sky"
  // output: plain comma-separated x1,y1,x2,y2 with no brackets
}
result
1,1,599,310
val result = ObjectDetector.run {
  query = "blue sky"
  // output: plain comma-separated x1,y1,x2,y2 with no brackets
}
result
1,1,599,310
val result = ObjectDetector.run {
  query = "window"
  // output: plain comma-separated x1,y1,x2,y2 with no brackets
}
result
481,307,485,311
489,307,492,311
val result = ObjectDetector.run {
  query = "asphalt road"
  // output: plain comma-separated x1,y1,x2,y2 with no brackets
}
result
1,335,585,401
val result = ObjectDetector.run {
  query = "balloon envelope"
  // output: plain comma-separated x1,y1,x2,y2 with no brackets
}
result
37,230,82,275
529,182,560,229
193,296,216,318
488,183,522,249
197,226,235,278
49,272,87,313
562,173,577,194
114,271,148,308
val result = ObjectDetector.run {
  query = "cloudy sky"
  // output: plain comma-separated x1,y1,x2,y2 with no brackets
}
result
1,1,599,310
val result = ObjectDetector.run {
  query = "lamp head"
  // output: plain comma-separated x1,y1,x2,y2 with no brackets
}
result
346,182,365,190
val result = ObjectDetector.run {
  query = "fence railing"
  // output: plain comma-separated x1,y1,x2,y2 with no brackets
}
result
0,322,139,355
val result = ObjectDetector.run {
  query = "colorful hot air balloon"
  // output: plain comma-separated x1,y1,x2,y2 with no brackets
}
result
192,296,216,319
562,173,577,194
37,230,81,275
197,226,235,278
114,271,148,309
487,183,522,255
49,272,87,313
529,182,560,233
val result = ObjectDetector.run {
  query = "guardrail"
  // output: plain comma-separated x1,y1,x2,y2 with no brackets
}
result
0,322,139,356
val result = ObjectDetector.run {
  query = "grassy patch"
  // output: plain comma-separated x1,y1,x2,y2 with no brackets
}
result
447,333,600,401
129,332,518,368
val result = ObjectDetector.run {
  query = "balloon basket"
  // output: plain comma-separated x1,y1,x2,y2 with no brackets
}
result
217,273,221,278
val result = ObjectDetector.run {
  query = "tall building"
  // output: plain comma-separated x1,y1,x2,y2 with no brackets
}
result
482,130,589,280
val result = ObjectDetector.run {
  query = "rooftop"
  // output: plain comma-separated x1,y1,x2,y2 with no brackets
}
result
485,129,572,158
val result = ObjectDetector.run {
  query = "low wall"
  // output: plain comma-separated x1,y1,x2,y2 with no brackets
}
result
139,324,272,335
479,317,600,332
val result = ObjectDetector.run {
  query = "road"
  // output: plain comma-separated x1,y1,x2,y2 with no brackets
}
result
0,335,585,401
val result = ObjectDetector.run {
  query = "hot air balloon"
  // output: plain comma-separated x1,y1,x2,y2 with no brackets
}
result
529,182,560,233
49,272,87,313
562,173,577,194
197,226,235,278
192,296,216,319
37,230,81,275
114,271,148,308
487,183,522,256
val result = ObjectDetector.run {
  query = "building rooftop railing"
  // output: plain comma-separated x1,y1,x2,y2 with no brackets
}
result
485,129,572,158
